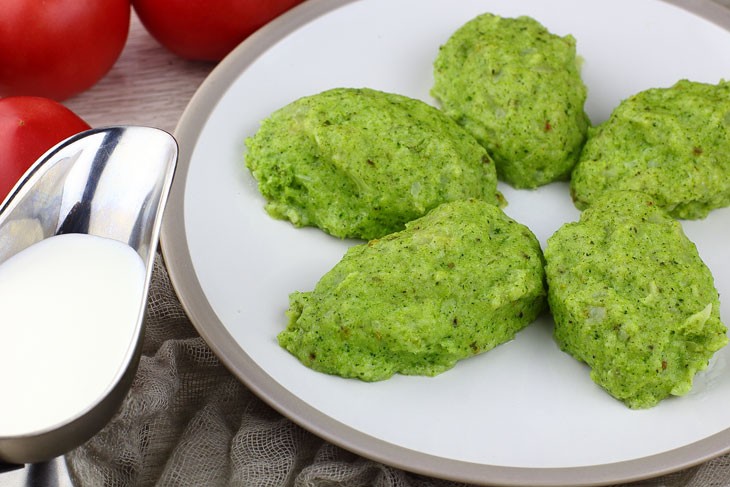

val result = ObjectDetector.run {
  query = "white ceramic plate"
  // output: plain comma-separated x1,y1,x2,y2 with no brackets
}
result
161,0,730,484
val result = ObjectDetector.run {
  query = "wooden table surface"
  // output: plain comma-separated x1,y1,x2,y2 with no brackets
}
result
65,11,214,135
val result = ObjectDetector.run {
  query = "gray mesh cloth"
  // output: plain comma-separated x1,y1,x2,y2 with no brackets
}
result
65,254,730,487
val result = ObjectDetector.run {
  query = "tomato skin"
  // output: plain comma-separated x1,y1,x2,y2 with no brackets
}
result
0,0,131,101
132,0,306,61
0,97,91,200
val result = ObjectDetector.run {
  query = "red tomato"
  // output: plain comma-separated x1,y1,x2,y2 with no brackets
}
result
0,0,131,101
132,0,306,61
0,97,91,200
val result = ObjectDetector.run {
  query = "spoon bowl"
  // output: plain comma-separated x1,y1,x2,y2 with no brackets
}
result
0,126,177,464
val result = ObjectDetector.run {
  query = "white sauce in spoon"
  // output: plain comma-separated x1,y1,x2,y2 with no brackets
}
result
0,233,145,436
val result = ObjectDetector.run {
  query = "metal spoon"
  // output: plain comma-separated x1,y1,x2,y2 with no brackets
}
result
0,126,177,465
